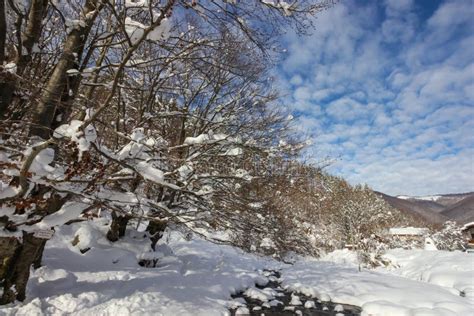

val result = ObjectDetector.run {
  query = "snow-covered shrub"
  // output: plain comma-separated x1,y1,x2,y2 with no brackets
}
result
221,164,323,259
322,183,405,251
430,221,466,251
385,234,425,250
356,235,393,268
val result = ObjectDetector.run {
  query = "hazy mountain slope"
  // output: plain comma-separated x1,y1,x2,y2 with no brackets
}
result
435,193,474,208
409,200,446,213
375,192,449,224
440,194,474,224
377,192,474,225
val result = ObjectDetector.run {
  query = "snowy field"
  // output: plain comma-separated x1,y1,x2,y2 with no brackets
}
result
283,249,474,316
0,220,473,316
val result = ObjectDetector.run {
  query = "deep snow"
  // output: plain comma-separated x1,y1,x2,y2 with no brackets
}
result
0,219,275,316
0,220,473,316
282,254,473,316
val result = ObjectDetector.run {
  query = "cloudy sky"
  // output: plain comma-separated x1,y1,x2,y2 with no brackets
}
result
276,0,474,196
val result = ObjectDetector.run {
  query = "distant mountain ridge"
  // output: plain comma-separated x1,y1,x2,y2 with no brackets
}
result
375,191,474,225
397,193,472,207
440,194,474,224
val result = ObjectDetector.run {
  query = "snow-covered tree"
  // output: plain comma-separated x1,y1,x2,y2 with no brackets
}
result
327,184,401,248
431,221,465,251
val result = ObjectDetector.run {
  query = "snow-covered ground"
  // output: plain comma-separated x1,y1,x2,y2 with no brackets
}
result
0,221,473,316
382,249,474,302
0,220,276,316
283,249,474,316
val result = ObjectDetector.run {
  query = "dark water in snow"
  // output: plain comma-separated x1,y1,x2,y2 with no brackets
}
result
229,270,362,316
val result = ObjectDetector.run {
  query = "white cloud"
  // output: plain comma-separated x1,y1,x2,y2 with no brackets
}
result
326,98,365,121
280,0,474,195
427,0,473,29
337,148,474,196
381,18,416,43
384,0,414,16
312,88,335,101
294,86,312,101
289,75,303,86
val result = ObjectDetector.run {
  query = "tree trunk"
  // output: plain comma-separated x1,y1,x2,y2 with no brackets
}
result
0,237,20,282
0,0,48,118
0,189,63,305
29,0,100,138
0,232,47,304
147,220,167,250
0,70,15,120
0,0,6,65
20,0,48,66
106,211,130,242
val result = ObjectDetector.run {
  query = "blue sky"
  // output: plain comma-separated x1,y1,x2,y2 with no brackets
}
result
277,0,474,196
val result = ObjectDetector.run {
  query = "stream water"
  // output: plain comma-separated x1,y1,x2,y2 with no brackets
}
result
229,270,362,316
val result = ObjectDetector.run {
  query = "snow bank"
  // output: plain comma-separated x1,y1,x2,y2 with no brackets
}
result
382,249,474,302
320,249,359,266
281,255,474,316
